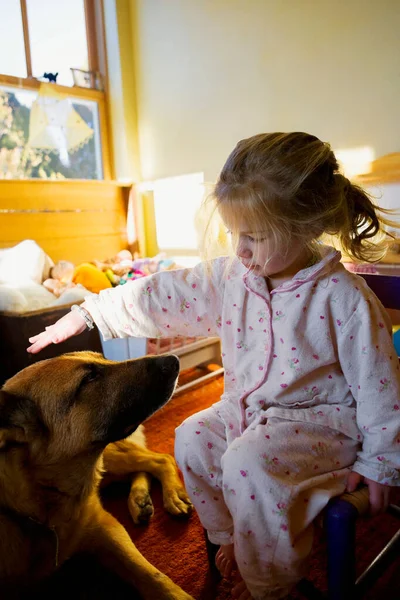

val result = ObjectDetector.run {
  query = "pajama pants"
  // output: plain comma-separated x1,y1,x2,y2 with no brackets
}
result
175,404,359,600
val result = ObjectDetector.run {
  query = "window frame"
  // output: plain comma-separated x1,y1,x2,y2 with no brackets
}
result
0,0,113,180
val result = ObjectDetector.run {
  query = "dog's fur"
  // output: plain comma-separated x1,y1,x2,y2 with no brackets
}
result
0,352,194,599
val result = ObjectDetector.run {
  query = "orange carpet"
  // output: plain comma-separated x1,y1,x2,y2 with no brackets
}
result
99,371,400,600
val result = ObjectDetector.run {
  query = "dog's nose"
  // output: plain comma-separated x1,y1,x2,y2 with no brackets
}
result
159,354,180,375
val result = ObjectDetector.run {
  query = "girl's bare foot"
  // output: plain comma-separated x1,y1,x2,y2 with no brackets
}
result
215,543,237,578
232,576,253,599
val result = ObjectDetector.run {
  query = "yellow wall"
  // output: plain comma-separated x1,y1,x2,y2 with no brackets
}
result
130,0,400,183
103,0,152,252
103,0,140,182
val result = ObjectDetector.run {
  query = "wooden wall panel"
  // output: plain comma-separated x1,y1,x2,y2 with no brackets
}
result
0,234,127,266
0,180,133,264
4,211,126,240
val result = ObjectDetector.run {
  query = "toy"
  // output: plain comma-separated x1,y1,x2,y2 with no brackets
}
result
130,253,178,276
104,268,120,286
42,278,76,297
73,263,112,294
42,260,76,297
51,260,75,282
98,252,179,286
43,72,58,83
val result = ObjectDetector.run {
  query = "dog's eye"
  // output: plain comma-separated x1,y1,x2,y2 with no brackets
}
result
74,366,101,400
76,366,102,395
83,365,100,383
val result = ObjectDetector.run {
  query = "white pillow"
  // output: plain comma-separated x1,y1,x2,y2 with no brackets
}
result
0,240,54,285
0,285,28,312
0,282,55,313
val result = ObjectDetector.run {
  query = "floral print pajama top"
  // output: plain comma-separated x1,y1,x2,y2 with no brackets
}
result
86,246,400,486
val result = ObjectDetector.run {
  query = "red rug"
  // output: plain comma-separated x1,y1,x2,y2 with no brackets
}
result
101,372,400,600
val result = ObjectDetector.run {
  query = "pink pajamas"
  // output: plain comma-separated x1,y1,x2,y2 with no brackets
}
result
85,245,400,598
175,403,359,599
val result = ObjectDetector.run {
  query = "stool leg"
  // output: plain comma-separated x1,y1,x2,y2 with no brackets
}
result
324,498,358,600
203,528,221,581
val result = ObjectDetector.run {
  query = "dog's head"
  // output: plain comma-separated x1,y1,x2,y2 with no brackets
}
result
0,352,179,462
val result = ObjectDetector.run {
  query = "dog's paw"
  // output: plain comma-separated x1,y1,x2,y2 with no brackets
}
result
163,486,193,518
128,489,154,525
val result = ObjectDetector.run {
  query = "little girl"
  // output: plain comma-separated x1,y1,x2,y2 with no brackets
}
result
28,132,400,600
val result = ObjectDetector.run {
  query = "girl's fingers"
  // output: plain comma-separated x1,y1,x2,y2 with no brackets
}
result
28,328,62,353
28,333,44,343
27,312,87,353
27,334,52,353
346,471,362,492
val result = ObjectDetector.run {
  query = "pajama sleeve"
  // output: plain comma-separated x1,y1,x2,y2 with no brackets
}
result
84,258,226,342
338,292,400,486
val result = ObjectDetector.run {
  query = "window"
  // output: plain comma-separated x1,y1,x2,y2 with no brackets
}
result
26,0,89,87
0,86,102,179
0,0,26,78
0,0,110,180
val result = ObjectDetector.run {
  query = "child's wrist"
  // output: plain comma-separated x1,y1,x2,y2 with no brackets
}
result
71,304,95,330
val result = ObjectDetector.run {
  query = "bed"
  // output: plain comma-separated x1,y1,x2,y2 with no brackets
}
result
0,179,222,387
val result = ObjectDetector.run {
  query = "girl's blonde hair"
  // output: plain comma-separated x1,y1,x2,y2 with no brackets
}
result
204,132,396,263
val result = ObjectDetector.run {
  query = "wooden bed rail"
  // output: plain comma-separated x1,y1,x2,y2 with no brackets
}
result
0,179,135,264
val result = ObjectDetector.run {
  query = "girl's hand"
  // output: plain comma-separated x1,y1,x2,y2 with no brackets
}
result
347,471,391,516
27,310,88,354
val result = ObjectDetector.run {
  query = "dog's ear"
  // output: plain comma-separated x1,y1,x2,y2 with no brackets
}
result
0,390,44,450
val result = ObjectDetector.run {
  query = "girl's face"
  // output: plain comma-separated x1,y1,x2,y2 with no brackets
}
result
227,221,308,279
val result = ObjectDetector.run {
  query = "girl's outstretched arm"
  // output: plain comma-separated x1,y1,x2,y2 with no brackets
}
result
27,258,227,354
84,258,226,341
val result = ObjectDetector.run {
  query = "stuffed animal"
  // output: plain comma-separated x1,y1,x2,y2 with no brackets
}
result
42,260,76,297
93,249,134,278
73,263,112,294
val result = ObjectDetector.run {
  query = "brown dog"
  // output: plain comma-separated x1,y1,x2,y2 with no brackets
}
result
0,351,194,599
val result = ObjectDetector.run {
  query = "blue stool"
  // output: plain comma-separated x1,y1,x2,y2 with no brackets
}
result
393,328,400,356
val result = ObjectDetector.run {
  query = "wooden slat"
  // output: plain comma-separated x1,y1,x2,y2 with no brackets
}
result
20,0,32,78
0,233,127,264
0,180,134,264
0,180,130,211
1,210,126,240
84,0,99,73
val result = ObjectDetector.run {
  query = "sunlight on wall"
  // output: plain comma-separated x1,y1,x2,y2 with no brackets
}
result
126,188,137,246
334,146,375,179
150,172,204,252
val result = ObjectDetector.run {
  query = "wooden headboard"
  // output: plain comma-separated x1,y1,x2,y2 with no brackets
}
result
0,180,136,264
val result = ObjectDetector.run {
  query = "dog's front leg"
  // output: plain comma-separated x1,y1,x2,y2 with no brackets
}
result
103,441,193,518
80,506,194,600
